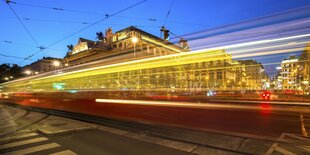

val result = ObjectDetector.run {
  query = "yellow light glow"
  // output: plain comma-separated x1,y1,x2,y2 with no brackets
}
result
53,61,60,67
131,37,138,43
25,70,31,75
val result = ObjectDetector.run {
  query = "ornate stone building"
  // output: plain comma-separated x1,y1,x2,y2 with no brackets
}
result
238,60,269,90
63,26,189,66
297,43,310,91
22,57,62,74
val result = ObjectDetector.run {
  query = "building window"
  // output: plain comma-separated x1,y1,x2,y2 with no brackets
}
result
209,72,214,79
217,71,222,79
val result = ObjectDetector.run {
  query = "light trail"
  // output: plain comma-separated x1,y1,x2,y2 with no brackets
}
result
36,33,310,78
233,47,305,59
1,32,309,88
229,41,309,55
94,99,310,113
209,99,310,106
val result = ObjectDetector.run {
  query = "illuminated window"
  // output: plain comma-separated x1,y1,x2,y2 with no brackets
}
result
209,72,214,79
217,71,222,79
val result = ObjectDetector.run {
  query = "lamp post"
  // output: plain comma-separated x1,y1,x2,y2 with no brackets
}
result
53,61,60,70
25,70,33,76
131,37,138,57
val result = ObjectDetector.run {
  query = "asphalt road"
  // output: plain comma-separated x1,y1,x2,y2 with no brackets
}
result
28,129,193,155
68,99,310,138
1,102,310,155
3,97,310,138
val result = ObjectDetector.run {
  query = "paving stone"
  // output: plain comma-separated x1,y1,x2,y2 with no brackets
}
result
192,146,243,155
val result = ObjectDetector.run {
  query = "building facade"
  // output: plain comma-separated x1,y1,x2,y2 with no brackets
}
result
298,43,310,91
63,26,189,66
238,60,269,90
22,57,62,75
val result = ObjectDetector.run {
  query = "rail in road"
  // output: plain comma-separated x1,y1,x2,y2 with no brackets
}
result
1,102,310,154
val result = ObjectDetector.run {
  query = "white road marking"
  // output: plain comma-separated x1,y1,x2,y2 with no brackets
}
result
1,143,60,155
274,146,296,155
300,146,310,152
0,133,38,143
50,150,77,155
285,133,310,141
95,98,310,113
0,123,18,130
0,137,48,149
210,99,310,106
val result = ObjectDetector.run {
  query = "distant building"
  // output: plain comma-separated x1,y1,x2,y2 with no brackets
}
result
277,56,299,90
22,57,62,75
238,60,269,90
63,26,189,66
298,43,310,91
232,60,247,89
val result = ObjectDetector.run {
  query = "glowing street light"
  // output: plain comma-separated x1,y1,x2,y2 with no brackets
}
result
25,70,32,75
4,77,9,80
131,37,138,57
131,37,138,43
34,71,39,75
53,61,60,67
53,61,61,70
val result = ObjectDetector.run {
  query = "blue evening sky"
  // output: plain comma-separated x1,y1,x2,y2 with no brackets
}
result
1,0,310,66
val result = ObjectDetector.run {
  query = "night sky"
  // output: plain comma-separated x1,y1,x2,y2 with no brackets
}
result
1,0,310,66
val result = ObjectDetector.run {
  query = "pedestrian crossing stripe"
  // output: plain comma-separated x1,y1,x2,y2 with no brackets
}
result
0,133,38,143
0,137,48,150
0,133,77,155
1,143,60,155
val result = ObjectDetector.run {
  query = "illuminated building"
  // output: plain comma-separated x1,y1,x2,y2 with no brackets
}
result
274,66,283,90
238,60,269,90
1,48,243,95
232,60,247,89
22,57,62,74
63,26,189,66
298,43,310,92
2,26,272,94
279,56,299,90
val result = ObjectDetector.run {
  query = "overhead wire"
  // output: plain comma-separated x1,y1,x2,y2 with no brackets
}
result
0,0,147,76
6,1,209,27
45,0,147,48
1,16,162,28
163,0,174,26
9,1,103,15
5,1,41,49
0,52,26,60
1,40,65,51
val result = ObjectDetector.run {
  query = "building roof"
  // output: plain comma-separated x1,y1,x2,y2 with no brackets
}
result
238,59,260,65
78,38,96,48
115,26,189,52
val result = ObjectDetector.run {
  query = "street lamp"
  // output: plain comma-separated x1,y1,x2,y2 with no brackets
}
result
53,61,60,70
131,37,138,43
34,71,39,75
53,61,60,67
25,70,32,75
131,37,138,57
4,77,9,80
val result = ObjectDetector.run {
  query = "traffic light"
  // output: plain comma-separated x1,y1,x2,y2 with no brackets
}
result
164,29,169,40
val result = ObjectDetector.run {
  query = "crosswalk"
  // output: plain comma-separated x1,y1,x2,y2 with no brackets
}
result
0,132,77,155
265,133,310,155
